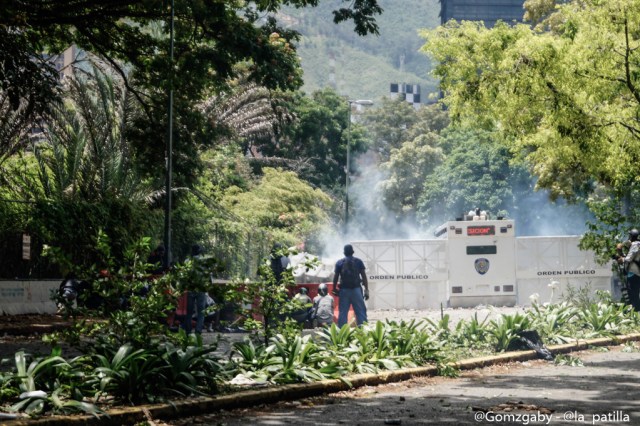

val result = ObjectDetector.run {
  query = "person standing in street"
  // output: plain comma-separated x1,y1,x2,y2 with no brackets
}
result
332,244,369,327
618,229,640,311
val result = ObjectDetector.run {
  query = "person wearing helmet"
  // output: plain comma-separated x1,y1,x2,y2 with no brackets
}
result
310,283,335,327
618,229,640,311
332,244,369,327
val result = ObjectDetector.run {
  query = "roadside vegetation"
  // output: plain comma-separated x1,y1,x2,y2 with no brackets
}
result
1,264,638,419
3,0,640,421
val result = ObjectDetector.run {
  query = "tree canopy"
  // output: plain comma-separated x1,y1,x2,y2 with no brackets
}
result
1,0,385,191
420,0,640,201
1,0,383,112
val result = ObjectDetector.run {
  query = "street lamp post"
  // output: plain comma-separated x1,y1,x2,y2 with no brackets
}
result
345,99,373,229
163,0,175,268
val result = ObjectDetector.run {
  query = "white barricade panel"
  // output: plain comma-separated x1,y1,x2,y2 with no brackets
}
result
354,240,449,310
516,236,612,285
398,240,448,280
368,280,447,310
353,239,448,281
517,277,613,306
354,241,399,276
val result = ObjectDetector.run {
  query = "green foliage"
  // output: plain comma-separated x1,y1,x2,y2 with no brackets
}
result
421,0,640,249
3,0,383,112
32,64,149,203
425,314,453,341
488,312,533,352
380,132,443,223
418,128,530,227
90,344,161,404
173,256,221,293
553,354,584,367
264,334,343,384
580,190,640,262
2,350,100,417
452,313,491,346
436,363,460,378
527,302,577,344
2,1,384,193
232,339,272,378
49,233,179,350
255,88,370,193
3,64,161,275
8,290,640,417
226,246,312,344
578,302,632,336
88,342,223,404
362,97,425,161
561,284,602,310
315,323,358,352
222,168,332,250
383,319,445,365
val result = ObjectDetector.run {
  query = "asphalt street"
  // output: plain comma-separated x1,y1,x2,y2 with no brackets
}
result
171,345,640,426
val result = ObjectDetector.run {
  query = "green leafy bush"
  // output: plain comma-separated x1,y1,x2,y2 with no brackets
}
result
488,312,532,352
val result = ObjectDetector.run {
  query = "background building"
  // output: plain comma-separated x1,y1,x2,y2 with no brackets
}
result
440,0,525,28
390,83,421,109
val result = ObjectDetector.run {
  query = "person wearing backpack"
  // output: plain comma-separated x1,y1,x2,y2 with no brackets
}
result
332,244,369,327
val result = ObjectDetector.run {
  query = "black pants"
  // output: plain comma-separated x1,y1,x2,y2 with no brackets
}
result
628,274,640,311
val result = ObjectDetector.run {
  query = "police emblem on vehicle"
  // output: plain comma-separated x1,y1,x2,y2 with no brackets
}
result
474,258,490,275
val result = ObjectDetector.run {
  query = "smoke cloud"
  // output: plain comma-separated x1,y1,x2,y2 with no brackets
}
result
318,151,593,261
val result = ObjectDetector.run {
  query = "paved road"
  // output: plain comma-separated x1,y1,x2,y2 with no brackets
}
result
170,346,640,426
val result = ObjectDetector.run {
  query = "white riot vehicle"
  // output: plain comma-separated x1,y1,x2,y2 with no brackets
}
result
353,211,614,309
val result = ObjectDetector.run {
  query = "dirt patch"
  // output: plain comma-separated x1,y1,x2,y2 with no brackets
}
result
0,313,70,335
0,314,75,367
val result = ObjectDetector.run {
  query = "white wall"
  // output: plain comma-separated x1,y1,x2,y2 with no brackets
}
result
0,280,60,314
352,232,614,310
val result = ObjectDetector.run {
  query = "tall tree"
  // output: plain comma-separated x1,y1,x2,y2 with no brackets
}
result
421,1,640,254
2,1,384,187
221,167,333,251
380,132,443,223
417,128,529,228
5,64,159,271
420,1,640,202
0,1,383,117
361,97,420,162
255,88,370,192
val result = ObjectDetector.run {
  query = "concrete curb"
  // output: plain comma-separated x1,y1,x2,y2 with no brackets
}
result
9,332,640,425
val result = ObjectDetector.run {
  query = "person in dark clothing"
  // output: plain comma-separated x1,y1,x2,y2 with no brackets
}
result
270,243,291,283
618,229,640,311
332,244,369,327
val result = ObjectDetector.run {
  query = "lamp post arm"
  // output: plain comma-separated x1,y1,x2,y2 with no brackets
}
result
345,102,351,228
